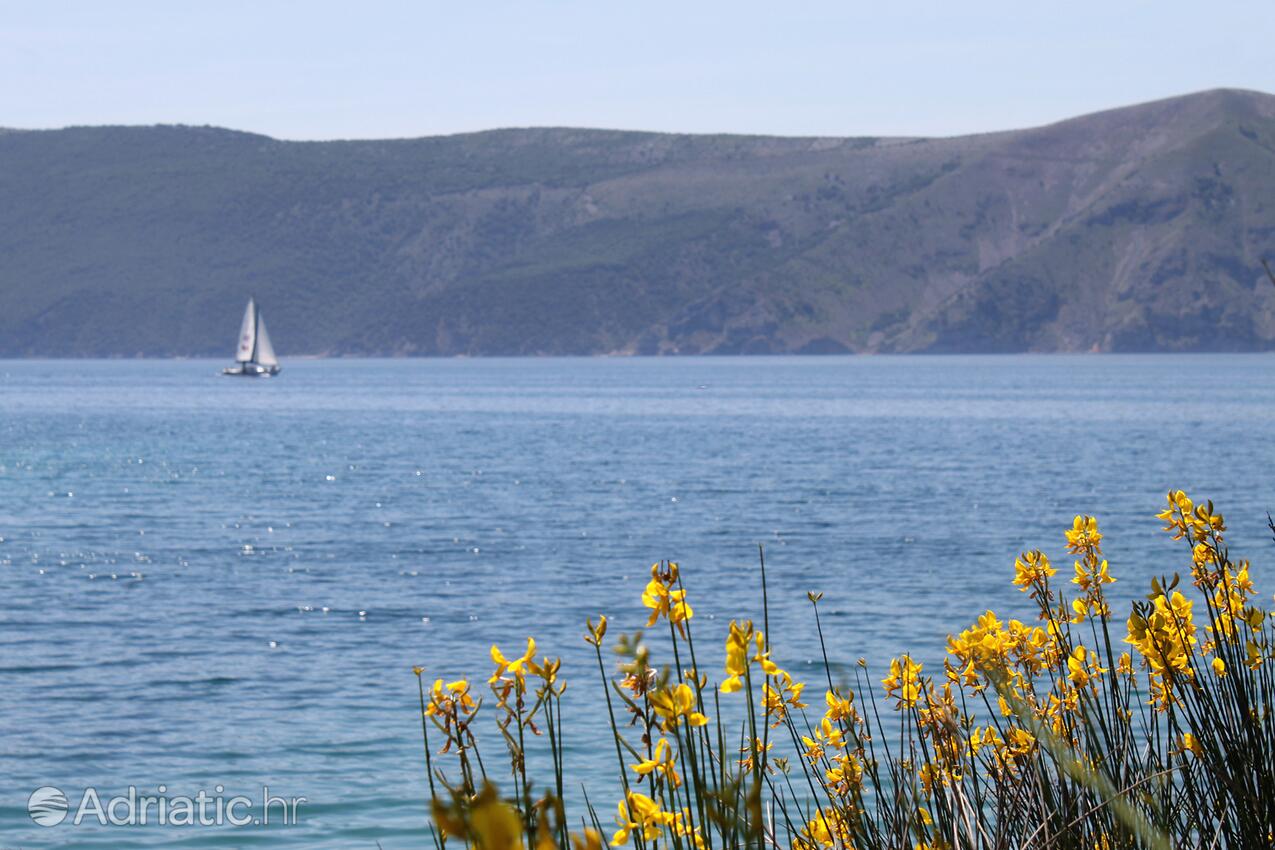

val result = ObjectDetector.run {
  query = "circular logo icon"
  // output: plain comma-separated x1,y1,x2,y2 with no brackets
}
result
28,786,69,827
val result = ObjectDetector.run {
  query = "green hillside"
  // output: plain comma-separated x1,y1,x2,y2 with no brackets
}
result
3,89,1275,356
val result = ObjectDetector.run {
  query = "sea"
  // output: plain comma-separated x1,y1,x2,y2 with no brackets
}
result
1,355,1273,848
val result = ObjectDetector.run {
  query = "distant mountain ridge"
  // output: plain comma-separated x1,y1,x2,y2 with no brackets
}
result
3,89,1275,356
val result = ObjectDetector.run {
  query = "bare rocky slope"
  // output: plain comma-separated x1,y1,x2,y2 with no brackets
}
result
3,88,1275,356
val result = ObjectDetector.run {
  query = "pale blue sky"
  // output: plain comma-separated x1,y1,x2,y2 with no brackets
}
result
3,1,1272,140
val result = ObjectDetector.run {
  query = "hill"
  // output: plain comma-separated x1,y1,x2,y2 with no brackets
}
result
3,89,1275,356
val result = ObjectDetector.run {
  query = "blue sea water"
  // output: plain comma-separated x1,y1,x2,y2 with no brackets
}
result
1,355,1273,848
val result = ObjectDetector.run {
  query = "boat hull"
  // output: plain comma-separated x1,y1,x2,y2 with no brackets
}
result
222,363,280,377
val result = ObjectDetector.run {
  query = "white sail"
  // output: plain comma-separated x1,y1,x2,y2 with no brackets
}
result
235,299,256,363
255,313,278,367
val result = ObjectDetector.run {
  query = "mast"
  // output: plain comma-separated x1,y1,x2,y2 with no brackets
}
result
251,297,260,364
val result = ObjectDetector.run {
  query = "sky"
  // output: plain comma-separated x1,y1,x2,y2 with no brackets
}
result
4,1,1273,141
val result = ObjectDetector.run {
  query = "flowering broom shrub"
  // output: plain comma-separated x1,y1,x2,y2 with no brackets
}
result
413,492,1275,850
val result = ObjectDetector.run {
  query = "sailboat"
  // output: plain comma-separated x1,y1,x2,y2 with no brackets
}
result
222,297,281,377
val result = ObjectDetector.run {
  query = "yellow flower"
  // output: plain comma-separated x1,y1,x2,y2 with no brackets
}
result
824,689,855,723
1003,726,1035,765
796,807,854,850
641,561,693,633
585,615,608,647
1072,557,1114,608
471,791,524,850
721,620,751,693
535,656,562,688
761,672,807,725
571,830,603,850
669,810,705,850
1180,732,1203,757
882,654,923,708
536,816,557,850
969,724,1001,755
432,797,468,840
1013,550,1055,591
824,753,863,795
1246,639,1264,670
1066,645,1106,688
1157,490,1194,540
1210,563,1261,641
1192,501,1226,539
814,716,846,750
800,734,824,764
1212,656,1227,677
751,631,782,676
1157,490,1225,545
948,610,1036,678
762,681,786,722
631,738,681,787
611,792,670,846
1231,564,1256,597
425,678,476,717
1065,515,1103,554
649,682,708,730
1125,589,1198,710
1192,542,1222,587
490,637,538,684
738,737,773,772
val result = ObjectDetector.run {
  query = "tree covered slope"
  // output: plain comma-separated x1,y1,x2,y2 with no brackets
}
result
2,89,1275,356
